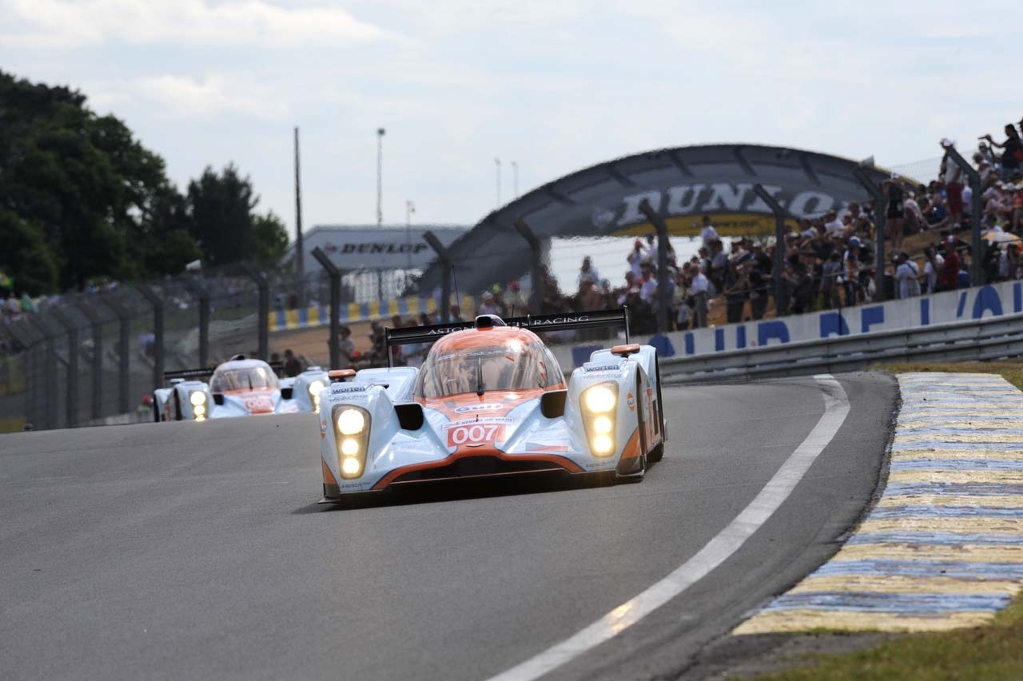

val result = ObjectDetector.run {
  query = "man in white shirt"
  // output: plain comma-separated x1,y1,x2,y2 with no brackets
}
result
578,256,600,290
922,247,943,294
689,267,710,328
895,252,921,299
823,210,844,235
699,215,718,247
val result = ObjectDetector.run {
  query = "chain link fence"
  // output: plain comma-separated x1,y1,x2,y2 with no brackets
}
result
0,260,460,432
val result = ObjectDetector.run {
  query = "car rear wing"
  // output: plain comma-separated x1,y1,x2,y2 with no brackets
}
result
384,308,630,367
504,308,630,341
162,360,285,385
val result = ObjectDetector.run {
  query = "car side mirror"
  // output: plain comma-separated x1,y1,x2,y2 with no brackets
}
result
540,390,567,418
281,387,294,400
212,393,225,406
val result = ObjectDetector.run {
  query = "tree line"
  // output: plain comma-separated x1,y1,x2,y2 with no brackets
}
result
0,70,289,296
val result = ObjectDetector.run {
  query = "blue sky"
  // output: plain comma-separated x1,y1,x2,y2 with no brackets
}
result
2,0,1020,240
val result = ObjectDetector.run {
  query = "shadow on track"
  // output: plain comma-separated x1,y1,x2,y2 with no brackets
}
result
292,470,619,514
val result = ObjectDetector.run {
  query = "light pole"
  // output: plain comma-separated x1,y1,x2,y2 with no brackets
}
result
405,200,416,287
511,161,518,199
495,157,501,209
376,127,386,228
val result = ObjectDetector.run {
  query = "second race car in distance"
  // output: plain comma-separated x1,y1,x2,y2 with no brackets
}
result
317,309,665,500
154,355,329,421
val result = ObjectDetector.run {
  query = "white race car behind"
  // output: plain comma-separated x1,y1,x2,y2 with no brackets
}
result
154,356,329,421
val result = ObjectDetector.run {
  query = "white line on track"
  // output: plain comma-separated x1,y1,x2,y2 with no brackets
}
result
485,375,851,681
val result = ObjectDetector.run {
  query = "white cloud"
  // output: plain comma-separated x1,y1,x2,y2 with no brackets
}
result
0,0,387,48
137,73,289,119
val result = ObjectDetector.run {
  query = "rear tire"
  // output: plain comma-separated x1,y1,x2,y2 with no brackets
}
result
647,357,666,463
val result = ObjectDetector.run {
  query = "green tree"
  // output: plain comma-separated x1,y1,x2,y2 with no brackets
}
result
186,165,288,266
0,69,202,291
0,208,60,295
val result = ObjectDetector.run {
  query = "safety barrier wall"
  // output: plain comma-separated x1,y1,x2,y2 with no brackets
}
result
657,311,1023,383
551,280,1023,372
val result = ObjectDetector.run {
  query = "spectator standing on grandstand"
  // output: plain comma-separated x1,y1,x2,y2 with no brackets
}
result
578,256,600,289
627,240,646,279
335,325,354,370
283,349,303,377
709,239,728,292
894,252,922,299
689,267,710,328
940,139,965,230
504,281,529,316
922,246,944,294
723,261,749,323
699,215,718,248
883,177,906,252
938,238,960,292
823,210,844,236
4,292,20,319
641,234,659,269
478,291,501,316
983,125,1023,179
821,252,842,308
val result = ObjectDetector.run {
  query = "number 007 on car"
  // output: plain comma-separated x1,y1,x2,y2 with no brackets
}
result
448,424,505,446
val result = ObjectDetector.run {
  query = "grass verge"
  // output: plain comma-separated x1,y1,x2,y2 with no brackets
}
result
0,416,27,433
749,362,1023,681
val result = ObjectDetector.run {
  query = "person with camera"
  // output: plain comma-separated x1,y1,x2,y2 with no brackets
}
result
982,125,1023,180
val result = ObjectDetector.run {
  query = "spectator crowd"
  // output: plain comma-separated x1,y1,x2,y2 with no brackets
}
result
462,116,1023,336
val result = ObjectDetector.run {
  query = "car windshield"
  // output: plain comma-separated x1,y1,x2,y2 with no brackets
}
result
210,366,279,392
416,341,563,399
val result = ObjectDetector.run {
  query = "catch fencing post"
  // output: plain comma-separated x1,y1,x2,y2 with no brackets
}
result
101,297,133,413
7,320,41,429
945,146,984,285
241,264,270,360
423,232,453,323
753,184,789,316
512,219,545,315
637,199,672,332
50,306,80,428
77,300,105,421
184,277,210,367
26,313,60,430
853,168,886,302
136,285,165,394
312,247,341,369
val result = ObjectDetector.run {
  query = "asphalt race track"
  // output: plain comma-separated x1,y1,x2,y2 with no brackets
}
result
0,373,896,681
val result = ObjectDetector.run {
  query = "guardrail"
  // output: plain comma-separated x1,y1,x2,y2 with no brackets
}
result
660,313,1023,383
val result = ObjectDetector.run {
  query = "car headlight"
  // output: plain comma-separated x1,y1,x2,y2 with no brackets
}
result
583,385,616,413
189,391,207,406
308,380,325,413
332,405,370,479
337,408,366,435
581,383,618,457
